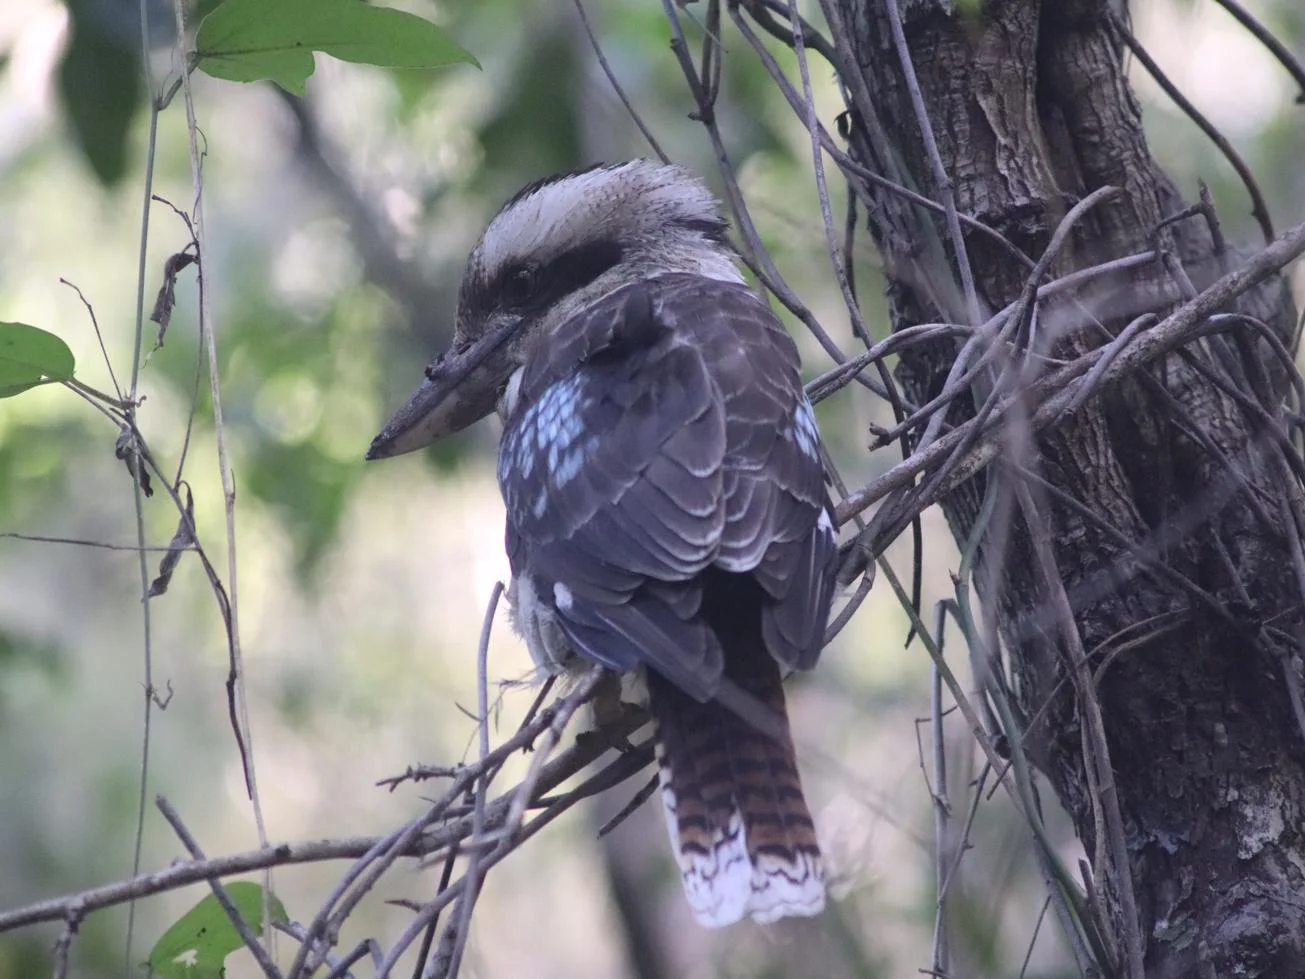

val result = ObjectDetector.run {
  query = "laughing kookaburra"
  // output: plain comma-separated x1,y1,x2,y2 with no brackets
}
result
367,160,839,927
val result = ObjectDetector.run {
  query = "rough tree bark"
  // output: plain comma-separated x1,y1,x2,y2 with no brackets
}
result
829,0,1305,975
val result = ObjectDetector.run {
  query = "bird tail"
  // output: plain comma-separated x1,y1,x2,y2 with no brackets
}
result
646,650,824,927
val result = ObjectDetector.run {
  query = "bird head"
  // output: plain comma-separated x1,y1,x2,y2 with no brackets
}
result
366,160,740,460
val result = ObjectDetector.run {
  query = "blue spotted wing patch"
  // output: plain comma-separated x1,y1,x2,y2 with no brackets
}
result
499,374,602,518
497,274,838,695
499,334,726,568
789,398,821,460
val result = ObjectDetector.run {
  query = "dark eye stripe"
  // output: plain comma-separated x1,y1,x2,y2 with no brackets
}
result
497,238,624,312
457,238,626,332
671,216,728,243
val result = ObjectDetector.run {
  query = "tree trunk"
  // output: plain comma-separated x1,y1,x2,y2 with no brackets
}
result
830,1,1305,974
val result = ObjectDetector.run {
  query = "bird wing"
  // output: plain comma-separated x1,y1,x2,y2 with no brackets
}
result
498,274,837,700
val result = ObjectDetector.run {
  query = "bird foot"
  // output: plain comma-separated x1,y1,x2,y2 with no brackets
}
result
576,725,638,755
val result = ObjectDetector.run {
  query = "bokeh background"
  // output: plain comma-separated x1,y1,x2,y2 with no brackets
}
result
0,1,1302,976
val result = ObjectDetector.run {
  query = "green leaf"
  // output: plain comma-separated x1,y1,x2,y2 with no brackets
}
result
57,1,144,186
195,0,477,96
0,323,75,398
146,882,288,979
194,0,228,21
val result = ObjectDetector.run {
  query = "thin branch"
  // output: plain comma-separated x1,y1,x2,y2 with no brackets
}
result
123,0,164,967
1115,12,1274,244
745,0,840,67
145,197,207,486
168,0,269,885
836,218,1305,526
156,797,282,979
928,602,952,977
1019,897,1054,979
0,689,648,937
735,1,1034,272
661,0,886,400
0,533,183,553
407,846,459,979
436,581,504,979
882,559,1109,978
880,0,981,325
276,920,377,979
58,278,124,404
1211,0,1305,104
915,186,1121,465
596,774,660,839
571,0,668,163
370,667,615,978
51,915,78,979
1010,473,1143,977
286,828,408,978
1054,313,1156,421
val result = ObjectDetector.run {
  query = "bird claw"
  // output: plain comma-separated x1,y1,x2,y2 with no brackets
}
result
576,727,636,755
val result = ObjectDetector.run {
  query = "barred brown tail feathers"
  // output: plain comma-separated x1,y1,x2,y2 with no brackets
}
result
646,577,824,928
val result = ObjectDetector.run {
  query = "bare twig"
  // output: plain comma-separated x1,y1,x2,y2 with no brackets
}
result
596,774,660,839
436,581,504,979
408,846,460,979
51,914,78,979
167,3,269,924
288,827,410,978
880,0,981,325
156,796,283,979
928,601,951,977
0,690,649,941
785,0,875,350
146,198,207,486
661,0,888,402
370,667,622,978
1010,473,1144,978
1211,0,1305,104
836,219,1305,527
1054,313,1156,421
59,278,125,404
124,4,164,968
570,0,668,163
1115,12,1274,243
0,533,182,553
1019,897,1054,979
948,490,1109,971
735,2,1033,274
275,920,378,979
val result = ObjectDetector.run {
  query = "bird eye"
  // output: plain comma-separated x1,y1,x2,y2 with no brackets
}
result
504,265,538,306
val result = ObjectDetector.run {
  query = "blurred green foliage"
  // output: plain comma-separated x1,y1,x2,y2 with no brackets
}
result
57,0,146,185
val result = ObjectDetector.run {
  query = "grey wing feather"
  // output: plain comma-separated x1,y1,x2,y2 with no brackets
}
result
499,275,836,698
689,282,837,669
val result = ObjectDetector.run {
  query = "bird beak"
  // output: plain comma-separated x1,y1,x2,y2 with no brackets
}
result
366,318,521,460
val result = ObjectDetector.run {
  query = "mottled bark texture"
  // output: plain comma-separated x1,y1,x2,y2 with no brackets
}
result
832,0,1304,974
